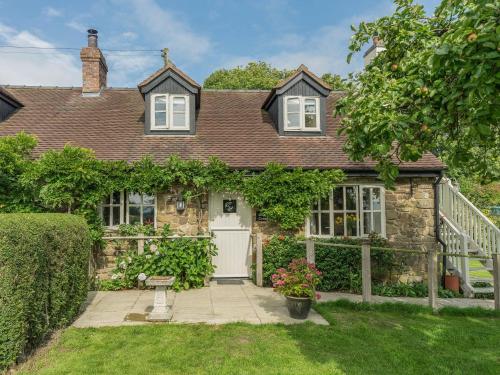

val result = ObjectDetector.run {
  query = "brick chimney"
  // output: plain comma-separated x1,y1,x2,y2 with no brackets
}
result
363,36,386,67
80,29,108,95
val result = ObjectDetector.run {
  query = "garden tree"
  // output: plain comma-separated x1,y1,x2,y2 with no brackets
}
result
204,61,347,90
337,0,500,187
0,132,38,212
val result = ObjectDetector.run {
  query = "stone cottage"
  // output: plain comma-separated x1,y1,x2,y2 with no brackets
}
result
0,30,444,279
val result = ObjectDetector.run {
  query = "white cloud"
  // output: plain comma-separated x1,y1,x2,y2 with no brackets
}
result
219,2,394,77
117,0,211,64
66,20,87,33
106,54,156,86
121,31,137,40
0,22,80,86
43,7,62,17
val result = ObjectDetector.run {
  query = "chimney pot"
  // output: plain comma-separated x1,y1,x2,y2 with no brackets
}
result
87,29,98,47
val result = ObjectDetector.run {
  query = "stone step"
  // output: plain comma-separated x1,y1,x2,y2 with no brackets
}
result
472,287,494,294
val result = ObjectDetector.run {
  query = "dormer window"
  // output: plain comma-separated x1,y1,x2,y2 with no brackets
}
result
150,93,190,130
284,96,320,131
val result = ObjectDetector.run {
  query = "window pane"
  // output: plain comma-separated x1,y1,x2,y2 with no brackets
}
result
320,196,329,211
334,213,344,236
103,207,111,226
373,212,382,234
320,213,330,235
287,113,300,128
172,113,186,128
112,206,121,226
312,199,319,211
143,194,155,205
310,213,318,235
143,206,155,226
287,98,300,113
155,111,167,126
372,188,381,210
129,206,141,225
362,188,371,210
363,212,371,235
304,114,317,128
112,192,121,204
304,99,316,113
346,213,358,236
346,187,356,210
154,96,167,111
172,97,185,112
333,188,344,210
128,192,141,205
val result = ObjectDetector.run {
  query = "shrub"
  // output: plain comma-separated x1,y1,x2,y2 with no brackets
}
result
261,235,396,292
0,213,91,370
272,258,322,299
110,236,217,292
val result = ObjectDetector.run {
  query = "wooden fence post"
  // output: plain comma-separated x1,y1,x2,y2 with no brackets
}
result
493,253,500,311
256,233,263,287
428,246,438,311
137,233,145,255
306,238,315,264
361,241,372,303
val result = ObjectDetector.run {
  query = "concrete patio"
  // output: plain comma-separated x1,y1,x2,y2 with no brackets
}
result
73,281,495,328
73,280,329,327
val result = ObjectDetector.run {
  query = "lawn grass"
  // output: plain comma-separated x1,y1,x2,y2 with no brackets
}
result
16,301,500,375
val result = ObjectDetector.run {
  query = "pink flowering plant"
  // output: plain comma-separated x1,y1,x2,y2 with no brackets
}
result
272,258,322,300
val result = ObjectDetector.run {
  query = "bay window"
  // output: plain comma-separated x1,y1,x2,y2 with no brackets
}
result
309,185,385,237
284,96,320,131
100,192,156,228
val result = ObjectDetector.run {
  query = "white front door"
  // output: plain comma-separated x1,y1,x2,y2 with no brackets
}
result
209,192,252,278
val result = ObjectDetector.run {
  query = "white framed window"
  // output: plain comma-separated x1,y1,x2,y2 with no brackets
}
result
284,96,320,131
361,186,385,236
100,191,157,228
308,185,385,237
126,192,157,226
100,192,124,228
151,93,189,130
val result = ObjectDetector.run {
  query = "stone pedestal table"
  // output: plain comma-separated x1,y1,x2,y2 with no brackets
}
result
145,276,175,321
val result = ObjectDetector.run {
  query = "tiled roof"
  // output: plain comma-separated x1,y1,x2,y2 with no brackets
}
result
0,87,23,107
138,63,201,90
274,64,331,90
0,86,444,171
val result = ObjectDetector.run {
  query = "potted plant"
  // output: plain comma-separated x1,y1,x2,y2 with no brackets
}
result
272,258,322,319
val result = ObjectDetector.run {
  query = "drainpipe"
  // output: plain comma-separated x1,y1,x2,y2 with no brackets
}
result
433,172,446,287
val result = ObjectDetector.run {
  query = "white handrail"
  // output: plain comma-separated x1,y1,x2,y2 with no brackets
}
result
441,178,500,234
439,177,500,257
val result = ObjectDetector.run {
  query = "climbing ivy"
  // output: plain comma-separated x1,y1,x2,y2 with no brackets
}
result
0,133,345,238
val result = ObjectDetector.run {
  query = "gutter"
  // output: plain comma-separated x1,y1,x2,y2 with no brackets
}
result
433,172,446,286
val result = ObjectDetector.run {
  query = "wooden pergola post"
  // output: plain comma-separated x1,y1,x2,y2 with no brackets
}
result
428,246,438,311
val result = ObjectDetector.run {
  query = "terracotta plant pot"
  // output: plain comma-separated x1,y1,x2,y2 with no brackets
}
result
444,274,460,292
285,296,312,319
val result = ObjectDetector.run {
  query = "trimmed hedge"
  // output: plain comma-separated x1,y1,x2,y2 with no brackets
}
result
260,235,396,292
0,213,91,370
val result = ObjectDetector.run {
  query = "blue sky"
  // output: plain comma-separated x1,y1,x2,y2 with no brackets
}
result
0,0,440,87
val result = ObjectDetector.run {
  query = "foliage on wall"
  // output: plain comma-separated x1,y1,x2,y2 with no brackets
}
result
243,163,345,230
0,133,345,238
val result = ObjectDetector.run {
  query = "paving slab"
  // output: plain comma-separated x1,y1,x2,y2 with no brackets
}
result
73,281,328,327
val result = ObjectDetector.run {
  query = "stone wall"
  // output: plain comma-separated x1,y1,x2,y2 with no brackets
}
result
156,188,209,235
96,177,439,280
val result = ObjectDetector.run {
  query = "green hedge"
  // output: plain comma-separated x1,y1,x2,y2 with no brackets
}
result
260,235,396,292
0,213,91,370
